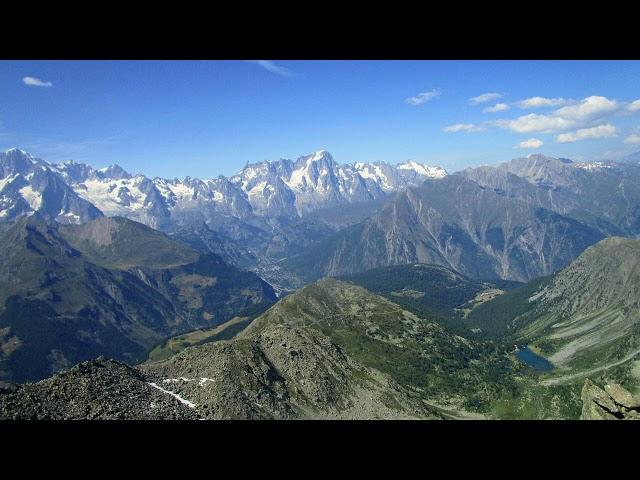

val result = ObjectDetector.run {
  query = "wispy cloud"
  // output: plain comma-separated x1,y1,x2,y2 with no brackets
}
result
23,76,53,88
443,123,482,133
624,133,640,144
518,138,544,149
406,89,441,106
469,93,502,105
483,103,509,113
556,124,617,143
249,60,294,77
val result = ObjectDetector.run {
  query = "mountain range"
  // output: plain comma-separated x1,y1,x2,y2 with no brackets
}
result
287,154,640,283
2,148,445,227
2,146,640,419
0,148,450,289
5,147,640,289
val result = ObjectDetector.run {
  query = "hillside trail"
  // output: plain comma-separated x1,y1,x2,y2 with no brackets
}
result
541,347,640,386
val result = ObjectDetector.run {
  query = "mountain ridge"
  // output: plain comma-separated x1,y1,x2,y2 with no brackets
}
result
0,215,276,383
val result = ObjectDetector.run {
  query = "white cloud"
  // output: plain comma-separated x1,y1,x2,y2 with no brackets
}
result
628,100,640,112
443,123,481,133
406,89,441,106
517,96,569,108
518,138,544,149
556,124,617,143
493,113,577,134
469,93,502,105
554,96,618,122
483,103,509,113
624,133,640,144
249,60,294,77
493,95,621,134
23,76,53,88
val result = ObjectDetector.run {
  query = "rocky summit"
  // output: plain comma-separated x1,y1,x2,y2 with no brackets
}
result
0,357,198,420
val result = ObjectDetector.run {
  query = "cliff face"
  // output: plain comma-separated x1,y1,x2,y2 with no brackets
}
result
580,379,640,420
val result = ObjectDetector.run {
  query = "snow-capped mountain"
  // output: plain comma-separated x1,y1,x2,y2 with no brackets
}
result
0,147,447,231
230,150,448,216
0,149,102,224
51,159,254,230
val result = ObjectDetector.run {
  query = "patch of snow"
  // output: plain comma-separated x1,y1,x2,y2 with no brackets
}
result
286,166,307,189
147,382,197,408
163,377,196,383
58,211,81,223
18,185,42,210
0,174,18,192
168,181,195,200
163,377,216,387
574,161,612,171
248,181,267,196
75,178,147,214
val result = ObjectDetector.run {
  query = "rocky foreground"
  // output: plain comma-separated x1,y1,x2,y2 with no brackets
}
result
0,357,198,420
580,379,640,420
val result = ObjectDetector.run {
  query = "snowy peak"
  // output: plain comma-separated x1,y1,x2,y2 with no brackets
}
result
1,148,449,228
230,150,447,216
97,164,131,180
4,147,32,158
295,150,333,167
397,160,448,179
0,149,102,224
1,148,40,177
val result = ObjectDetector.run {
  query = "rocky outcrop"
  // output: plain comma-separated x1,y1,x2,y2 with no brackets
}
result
0,357,199,420
580,379,640,420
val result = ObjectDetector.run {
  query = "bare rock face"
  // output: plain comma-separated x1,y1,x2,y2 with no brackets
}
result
604,383,640,409
580,379,640,420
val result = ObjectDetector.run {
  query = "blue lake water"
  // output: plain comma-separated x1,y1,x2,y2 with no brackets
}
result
515,346,554,371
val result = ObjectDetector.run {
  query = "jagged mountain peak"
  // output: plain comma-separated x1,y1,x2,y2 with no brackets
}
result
2,148,451,226
0,149,103,225
297,149,332,163
97,164,131,180
397,160,448,178
4,147,32,157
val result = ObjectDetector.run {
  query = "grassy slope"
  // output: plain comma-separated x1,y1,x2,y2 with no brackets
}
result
244,278,519,413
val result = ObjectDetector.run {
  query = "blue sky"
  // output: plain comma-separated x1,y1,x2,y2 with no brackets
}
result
1,60,640,178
